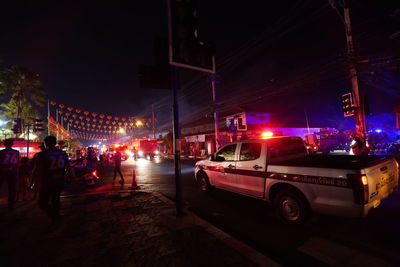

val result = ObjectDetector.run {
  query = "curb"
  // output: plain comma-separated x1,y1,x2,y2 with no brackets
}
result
152,191,281,267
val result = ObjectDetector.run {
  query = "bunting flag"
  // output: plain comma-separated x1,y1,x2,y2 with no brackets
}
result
70,129,116,141
48,100,159,123
48,99,160,141
48,116,71,139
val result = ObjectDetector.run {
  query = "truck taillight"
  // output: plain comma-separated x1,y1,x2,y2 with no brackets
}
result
361,175,368,186
348,174,369,205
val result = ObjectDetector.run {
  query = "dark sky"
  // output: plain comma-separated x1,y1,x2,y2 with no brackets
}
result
1,0,399,130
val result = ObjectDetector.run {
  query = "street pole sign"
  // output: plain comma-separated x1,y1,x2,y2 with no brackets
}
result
167,0,218,215
167,0,216,74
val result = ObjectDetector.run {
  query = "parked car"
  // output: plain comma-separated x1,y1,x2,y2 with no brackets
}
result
194,136,399,224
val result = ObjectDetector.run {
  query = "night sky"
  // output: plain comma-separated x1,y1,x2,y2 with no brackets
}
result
1,0,399,130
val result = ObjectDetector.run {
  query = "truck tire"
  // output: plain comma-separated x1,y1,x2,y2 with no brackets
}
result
273,190,309,224
197,172,212,193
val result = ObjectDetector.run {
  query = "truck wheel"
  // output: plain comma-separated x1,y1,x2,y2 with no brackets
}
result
273,190,309,224
197,172,212,193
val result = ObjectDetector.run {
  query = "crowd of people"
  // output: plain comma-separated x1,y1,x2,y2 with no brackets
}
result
0,137,127,222
0,136,68,222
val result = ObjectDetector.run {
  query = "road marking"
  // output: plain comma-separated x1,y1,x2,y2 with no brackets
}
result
298,237,395,266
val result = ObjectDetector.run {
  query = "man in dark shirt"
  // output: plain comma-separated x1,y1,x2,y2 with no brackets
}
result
112,150,124,185
351,136,370,155
34,136,69,221
0,139,20,210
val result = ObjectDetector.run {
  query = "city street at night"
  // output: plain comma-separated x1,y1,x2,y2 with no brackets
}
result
1,0,400,266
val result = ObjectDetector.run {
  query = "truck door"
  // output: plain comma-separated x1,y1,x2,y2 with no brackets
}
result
234,142,266,198
211,143,238,190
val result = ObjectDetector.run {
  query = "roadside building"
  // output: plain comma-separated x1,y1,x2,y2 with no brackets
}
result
180,110,325,157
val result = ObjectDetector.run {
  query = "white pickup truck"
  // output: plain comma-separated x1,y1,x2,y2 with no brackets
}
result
194,136,399,224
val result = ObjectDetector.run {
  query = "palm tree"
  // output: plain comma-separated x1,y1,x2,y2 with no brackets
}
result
0,98,40,127
0,66,46,123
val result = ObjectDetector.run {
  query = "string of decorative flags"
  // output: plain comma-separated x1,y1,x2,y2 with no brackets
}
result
48,100,159,141
48,115,70,139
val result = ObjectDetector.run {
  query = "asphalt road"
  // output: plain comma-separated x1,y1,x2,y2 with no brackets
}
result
58,156,400,266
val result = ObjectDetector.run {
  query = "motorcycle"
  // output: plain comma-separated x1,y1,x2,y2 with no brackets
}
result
67,159,100,186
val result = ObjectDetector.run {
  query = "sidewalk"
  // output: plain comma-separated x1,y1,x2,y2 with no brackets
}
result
0,190,279,267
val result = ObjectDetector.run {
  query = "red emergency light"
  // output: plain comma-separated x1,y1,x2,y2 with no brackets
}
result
261,131,273,139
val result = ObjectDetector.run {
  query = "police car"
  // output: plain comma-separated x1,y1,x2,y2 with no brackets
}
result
194,136,399,224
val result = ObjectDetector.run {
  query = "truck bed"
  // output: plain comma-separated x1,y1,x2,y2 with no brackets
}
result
272,155,394,170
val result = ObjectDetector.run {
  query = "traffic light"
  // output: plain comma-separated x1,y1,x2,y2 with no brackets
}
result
341,93,355,117
34,118,44,132
13,118,22,134
169,0,215,73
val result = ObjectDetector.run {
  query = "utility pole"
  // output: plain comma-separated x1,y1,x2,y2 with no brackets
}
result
47,99,50,136
211,73,219,152
330,0,366,139
171,66,183,215
152,104,156,139
304,108,311,135
343,0,366,140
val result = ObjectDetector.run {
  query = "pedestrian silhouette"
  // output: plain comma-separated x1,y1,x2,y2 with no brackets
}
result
30,143,45,200
33,136,69,221
16,157,31,201
86,147,97,169
0,139,20,210
351,136,370,155
112,150,124,185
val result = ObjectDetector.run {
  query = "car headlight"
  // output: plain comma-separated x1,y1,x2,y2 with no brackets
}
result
138,150,144,156
154,150,159,155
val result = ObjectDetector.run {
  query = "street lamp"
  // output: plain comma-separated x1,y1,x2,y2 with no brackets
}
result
118,128,126,134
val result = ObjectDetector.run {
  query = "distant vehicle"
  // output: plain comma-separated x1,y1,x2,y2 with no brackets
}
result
305,133,351,154
194,136,399,224
132,139,159,159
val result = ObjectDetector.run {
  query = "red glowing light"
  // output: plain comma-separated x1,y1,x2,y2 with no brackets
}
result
261,131,273,139
361,175,368,186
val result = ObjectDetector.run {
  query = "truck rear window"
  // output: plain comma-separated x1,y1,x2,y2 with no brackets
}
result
268,138,307,160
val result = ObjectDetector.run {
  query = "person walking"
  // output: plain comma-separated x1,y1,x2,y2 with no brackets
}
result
16,157,31,201
0,139,20,210
112,150,124,185
30,143,45,200
351,136,370,155
86,147,97,170
33,136,69,221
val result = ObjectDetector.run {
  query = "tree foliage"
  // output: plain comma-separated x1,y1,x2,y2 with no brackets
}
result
0,65,46,126
0,98,40,128
58,137,81,152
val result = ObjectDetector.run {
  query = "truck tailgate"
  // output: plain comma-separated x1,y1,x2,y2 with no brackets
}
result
364,159,399,206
